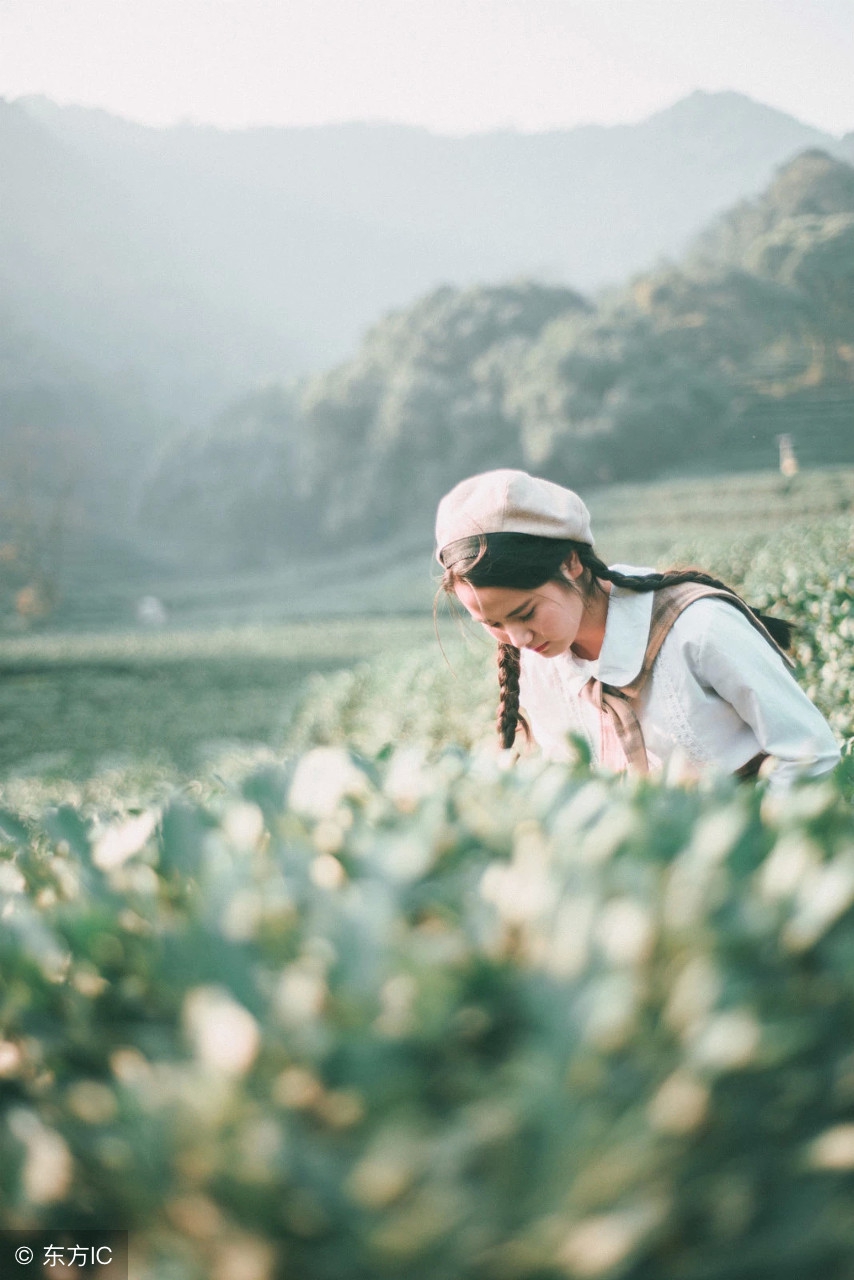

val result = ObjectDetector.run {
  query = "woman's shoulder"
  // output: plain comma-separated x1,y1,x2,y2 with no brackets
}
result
666,594,747,636
664,593,768,638
661,594,789,675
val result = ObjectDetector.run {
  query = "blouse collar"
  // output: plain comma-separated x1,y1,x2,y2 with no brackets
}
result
554,564,653,687
597,571,655,686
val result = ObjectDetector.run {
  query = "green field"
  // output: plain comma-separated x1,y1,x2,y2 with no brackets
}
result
0,618,442,809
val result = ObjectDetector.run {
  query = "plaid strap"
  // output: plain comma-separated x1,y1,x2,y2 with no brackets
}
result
579,678,649,772
583,583,792,775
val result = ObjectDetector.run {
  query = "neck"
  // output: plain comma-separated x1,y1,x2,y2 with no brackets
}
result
570,579,611,660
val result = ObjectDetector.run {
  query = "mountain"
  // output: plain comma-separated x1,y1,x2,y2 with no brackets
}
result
6,90,848,416
140,150,854,564
0,99,290,417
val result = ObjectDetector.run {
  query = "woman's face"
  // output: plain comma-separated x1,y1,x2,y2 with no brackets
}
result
454,572,587,659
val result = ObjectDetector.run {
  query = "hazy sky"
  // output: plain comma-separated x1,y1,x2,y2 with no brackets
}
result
1,0,853,136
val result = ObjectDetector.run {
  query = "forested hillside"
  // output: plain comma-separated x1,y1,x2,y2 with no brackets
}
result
6,90,850,404
142,151,854,566
4,98,854,597
3,92,853,580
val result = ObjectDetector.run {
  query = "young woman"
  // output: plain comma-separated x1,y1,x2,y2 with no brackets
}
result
435,469,841,790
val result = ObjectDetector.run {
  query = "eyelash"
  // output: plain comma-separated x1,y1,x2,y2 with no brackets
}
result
486,608,534,631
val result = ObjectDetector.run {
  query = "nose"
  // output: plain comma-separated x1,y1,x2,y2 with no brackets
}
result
504,622,534,648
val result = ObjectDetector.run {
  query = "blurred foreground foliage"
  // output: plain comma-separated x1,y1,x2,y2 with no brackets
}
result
1,747,854,1279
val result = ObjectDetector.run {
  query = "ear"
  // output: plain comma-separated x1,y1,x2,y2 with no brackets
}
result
560,550,585,582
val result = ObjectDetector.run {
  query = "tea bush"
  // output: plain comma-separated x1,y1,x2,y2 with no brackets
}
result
2,748,854,1279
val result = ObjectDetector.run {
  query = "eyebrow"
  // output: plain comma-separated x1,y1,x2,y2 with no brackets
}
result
482,598,534,627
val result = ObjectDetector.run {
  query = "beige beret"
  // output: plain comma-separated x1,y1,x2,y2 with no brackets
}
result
435,469,593,563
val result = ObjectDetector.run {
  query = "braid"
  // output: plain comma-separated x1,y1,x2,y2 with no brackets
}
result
496,643,530,749
578,549,795,650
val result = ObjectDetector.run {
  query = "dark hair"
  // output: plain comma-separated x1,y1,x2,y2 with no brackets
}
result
440,532,794,750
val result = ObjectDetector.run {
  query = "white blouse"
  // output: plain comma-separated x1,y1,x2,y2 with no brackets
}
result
519,565,841,791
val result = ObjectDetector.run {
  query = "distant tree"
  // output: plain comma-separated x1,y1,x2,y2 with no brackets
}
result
0,424,79,624
138,386,312,568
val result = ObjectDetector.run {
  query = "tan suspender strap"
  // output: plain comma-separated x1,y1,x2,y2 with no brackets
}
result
622,582,794,698
588,582,793,775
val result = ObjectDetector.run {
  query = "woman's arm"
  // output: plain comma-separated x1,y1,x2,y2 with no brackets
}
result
691,599,841,790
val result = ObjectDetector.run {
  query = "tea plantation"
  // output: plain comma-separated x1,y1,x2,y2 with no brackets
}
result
2,751,854,1279
0,474,852,1279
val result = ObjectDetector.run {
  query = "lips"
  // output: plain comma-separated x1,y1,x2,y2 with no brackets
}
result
532,642,549,654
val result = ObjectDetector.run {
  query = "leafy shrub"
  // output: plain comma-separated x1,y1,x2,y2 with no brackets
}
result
2,749,854,1279
286,639,496,757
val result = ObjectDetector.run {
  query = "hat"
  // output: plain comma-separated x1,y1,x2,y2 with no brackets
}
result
435,469,593,565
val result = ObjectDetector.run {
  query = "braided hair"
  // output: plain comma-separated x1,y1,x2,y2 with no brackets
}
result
496,642,523,749
440,532,793,750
